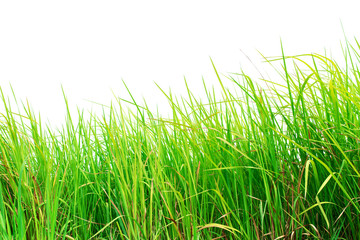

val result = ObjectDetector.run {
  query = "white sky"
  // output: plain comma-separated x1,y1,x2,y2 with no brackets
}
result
0,1,359,129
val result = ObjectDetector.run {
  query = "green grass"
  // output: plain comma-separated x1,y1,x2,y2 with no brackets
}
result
1,38,360,239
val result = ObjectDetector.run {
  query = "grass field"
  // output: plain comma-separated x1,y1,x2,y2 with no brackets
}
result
1,39,360,239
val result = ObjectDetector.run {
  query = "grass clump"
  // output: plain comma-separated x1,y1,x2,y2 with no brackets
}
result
1,39,360,239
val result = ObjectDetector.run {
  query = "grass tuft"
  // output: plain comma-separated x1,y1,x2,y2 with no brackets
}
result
1,39,360,239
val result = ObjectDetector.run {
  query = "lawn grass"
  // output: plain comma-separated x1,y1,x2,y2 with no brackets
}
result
1,39,360,239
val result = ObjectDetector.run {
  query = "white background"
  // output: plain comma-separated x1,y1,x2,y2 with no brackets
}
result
0,1,359,129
